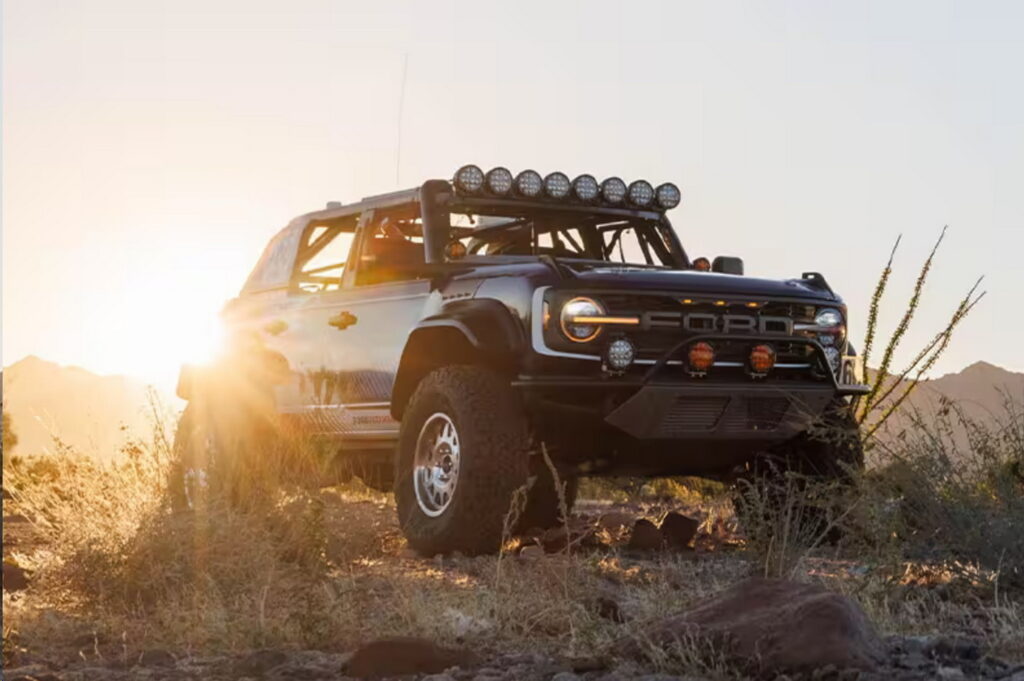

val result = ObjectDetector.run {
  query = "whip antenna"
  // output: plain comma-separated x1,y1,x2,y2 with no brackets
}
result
395,52,409,186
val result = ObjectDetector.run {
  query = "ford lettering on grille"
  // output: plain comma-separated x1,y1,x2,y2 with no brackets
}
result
682,313,793,335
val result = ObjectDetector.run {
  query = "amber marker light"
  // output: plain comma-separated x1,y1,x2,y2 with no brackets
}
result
692,257,711,272
444,240,467,260
749,344,776,376
687,341,715,375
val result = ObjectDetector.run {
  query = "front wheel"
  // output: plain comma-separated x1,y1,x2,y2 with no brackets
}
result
395,366,530,555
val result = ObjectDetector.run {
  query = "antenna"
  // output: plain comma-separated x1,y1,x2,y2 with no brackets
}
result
395,52,409,187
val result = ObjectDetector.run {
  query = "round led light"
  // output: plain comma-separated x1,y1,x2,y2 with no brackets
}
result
655,182,681,209
485,167,513,195
687,341,715,374
604,337,637,372
627,180,655,207
815,308,843,328
543,171,571,200
560,296,604,343
749,344,776,375
572,174,599,202
515,170,543,198
454,164,484,193
600,177,627,204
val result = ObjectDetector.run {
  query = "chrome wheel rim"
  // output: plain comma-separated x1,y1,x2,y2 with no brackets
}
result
413,412,461,517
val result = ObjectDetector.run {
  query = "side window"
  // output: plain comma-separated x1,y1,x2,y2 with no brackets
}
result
354,208,426,287
295,216,358,293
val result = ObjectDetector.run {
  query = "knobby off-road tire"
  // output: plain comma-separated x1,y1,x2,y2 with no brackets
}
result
395,366,530,555
516,467,579,532
733,401,864,540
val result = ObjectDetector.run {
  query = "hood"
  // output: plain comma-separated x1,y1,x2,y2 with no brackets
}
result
568,266,839,302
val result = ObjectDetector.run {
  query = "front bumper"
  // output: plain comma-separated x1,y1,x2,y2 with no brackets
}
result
604,382,835,440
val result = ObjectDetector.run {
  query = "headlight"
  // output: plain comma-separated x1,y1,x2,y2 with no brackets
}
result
515,170,543,198
627,180,655,207
560,297,604,343
454,164,485,193
543,171,571,200
600,177,627,204
485,167,513,195
815,308,843,328
572,174,599,202
655,182,681,209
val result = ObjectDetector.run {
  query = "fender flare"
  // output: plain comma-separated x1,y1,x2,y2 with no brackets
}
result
391,299,525,419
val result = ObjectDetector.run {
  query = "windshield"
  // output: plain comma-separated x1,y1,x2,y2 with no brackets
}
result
448,209,681,267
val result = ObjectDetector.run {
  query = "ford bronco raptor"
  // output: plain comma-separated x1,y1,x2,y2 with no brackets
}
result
174,165,870,554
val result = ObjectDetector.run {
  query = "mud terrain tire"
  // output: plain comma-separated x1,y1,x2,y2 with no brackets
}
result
395,366,530,555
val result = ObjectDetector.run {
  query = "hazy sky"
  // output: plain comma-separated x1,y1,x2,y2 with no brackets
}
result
3,0,1023,389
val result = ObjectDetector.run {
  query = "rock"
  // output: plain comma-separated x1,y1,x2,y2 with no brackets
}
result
234,649,289,676
540,526,569,553
659,512,699,549
626,519,663,551
138,648,175,667
936,666,965,680
346,637,477,679
597,511,635,531
3,559,30,592
621,578,884,674
932,636,982,661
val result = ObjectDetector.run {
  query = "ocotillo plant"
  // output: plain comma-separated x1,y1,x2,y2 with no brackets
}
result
856,227,986,442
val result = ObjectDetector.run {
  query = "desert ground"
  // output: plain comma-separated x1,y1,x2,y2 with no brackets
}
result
3,402,1023,681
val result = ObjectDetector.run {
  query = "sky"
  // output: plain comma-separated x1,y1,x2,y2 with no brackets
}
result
3,0,1023,391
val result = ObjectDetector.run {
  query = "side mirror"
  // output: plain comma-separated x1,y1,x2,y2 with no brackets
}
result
712,256,744,275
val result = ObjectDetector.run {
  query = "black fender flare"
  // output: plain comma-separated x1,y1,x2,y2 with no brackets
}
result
391,299,525,419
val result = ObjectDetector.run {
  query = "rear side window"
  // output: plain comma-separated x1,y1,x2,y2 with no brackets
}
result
294,215,359,293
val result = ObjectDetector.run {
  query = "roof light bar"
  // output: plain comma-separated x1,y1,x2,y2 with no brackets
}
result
452,165,680,209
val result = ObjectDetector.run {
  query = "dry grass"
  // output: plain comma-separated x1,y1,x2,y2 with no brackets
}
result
4,379,1024,673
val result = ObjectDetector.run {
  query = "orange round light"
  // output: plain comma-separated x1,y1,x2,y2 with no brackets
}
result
749,344,775,375
692,257,711,272
688,341,715,373
445,240,467,260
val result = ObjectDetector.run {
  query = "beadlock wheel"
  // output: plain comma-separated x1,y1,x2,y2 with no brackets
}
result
413,412,462,517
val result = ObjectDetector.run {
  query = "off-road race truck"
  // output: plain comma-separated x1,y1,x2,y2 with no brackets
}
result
174,165,870,555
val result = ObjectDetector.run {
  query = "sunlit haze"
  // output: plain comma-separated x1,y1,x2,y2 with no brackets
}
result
4,0,1023,390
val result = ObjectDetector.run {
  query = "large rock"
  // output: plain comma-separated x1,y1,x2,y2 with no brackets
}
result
659,512,699,549
621,578,884,674
626,519,663,551
346,637,476,679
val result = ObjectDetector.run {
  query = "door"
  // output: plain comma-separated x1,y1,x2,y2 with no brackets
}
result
291,206,434,442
